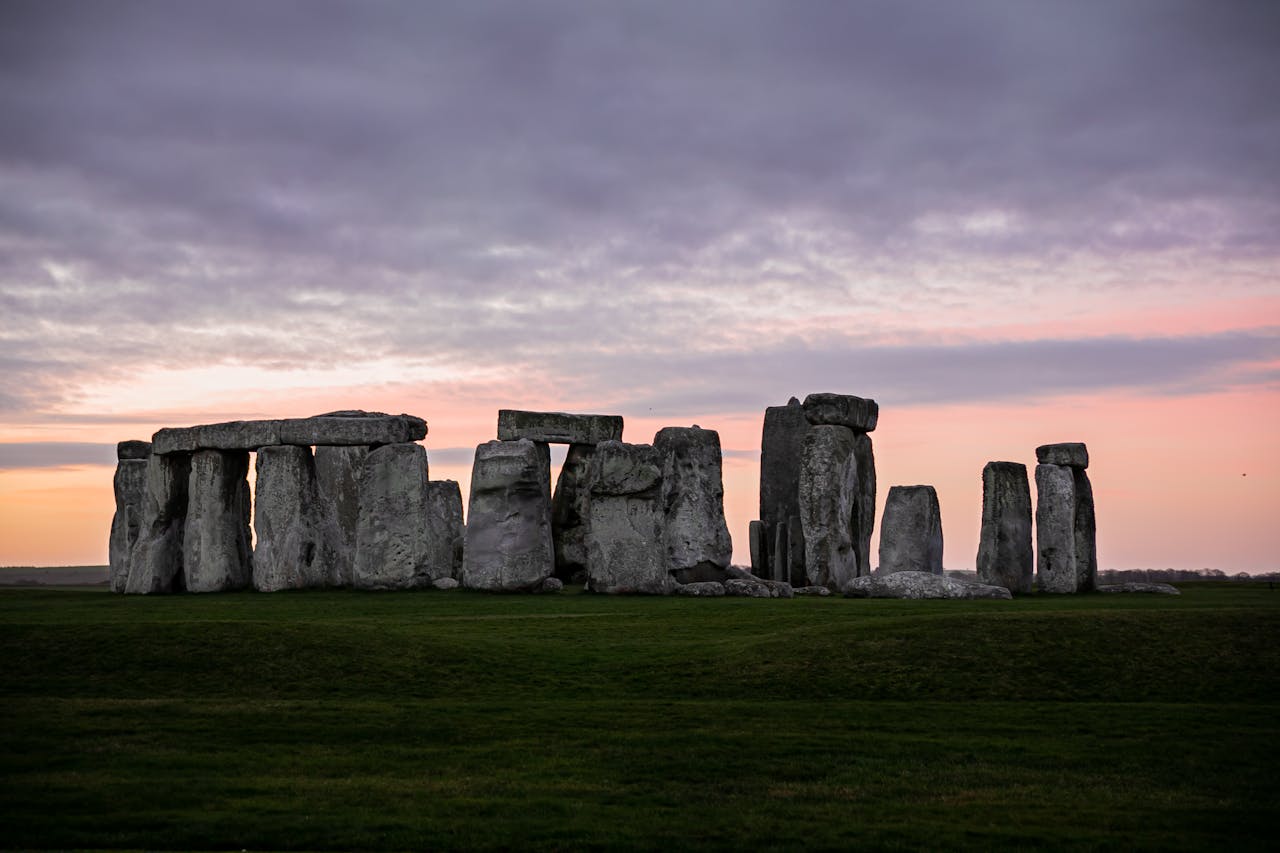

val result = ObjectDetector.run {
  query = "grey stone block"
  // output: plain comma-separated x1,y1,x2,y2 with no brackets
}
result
802,392,879,432
878,485,944,576
976,461,1033,594
497,409,623,444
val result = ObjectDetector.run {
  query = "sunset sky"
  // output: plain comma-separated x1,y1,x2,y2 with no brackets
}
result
1,1,1277,572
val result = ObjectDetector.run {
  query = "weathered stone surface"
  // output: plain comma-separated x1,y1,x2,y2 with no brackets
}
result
108,459,148,593
462,439,554,592
799,425,859,589
152,411,426,455
1098,582,1179,595
539,577,564,593
793,585,832,596
771,521,790,584
852,433,876,578
117,440,152,460
759,398,810,580
426,479,465,580
725,565,757,581
497,409,623,444
1072,468,1098,593
761,579,794,598
551,443,595,581
749,520,766,576
125,452,191,594
878,485,944,576
586,441,669,594
355,443,450,589
802,392,879,432
724,577,773,598
1036,442,1089,469
314,445,369,586
183,450,253,593
843,571,1012,600
655,426,732,582
432,577,459,590
977,461,1033,594
253,445,335,592
674,581,726,596
1035,463,1078,593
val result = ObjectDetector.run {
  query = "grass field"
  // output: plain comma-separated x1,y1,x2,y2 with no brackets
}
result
1,584,1277,850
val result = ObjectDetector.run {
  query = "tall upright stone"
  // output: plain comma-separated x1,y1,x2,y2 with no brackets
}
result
125,452,191,594
654,426,732,584
354,442,447,589
314,445,369,587
253,445,334,592
587,441,669,594
1072,469,1098,593
462,439,554,592
878,485,944,576
425,480,465,580
183,450,253,593
109,442,151,593
551,444,595,581
759,398,810,580
976,461,1033,593
852,432,876,578
1035,463,1078,593
798,425,859,589
771,521,789,584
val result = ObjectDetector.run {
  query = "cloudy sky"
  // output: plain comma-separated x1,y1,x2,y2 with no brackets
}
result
2,0,1277,570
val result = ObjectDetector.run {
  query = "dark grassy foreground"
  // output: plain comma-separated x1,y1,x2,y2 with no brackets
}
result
1,585,1277,851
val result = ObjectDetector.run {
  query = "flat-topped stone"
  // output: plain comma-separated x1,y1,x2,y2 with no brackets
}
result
843,571,1012,600
151,411,426,454
802,393,879,432
117,440,152,460
497,409,623,444
1036,442,1089,469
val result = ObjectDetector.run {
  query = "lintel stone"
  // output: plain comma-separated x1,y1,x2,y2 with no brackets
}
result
1035,442,1089,469
802,393,879,432
152,411,427,454
497,409,623,444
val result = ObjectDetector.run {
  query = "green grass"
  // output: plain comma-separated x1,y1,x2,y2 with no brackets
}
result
1,585,1277,850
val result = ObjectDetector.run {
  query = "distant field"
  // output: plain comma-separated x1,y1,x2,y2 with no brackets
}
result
1,585,1276,850
0,565,108,586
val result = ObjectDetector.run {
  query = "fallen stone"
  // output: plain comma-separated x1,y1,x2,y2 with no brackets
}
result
1097,582,1180,595
1036,442,1089,469
655,426,732,582
852,433,876,578
674,581,726,596
843,571,1012,600
432,577,459,590
314,445,369,586
462,439,555,592
802,392,879,432
426,479,465,581
1072,468,1098,593
151,411,426,454
538,577,564,593
586,441,669,594
1035,463,1078,593
759,398,810,581
551,443,595,581
724,577,774,598
724,566,757,581
976,461,1033,594
253,445,335,592
355,443,447,590
798,425,859,589
761,579,794,598
793,585,832,596
183,450,253,593
497,409,623,444
117,440,152,460
878,485,944,576
126,452,191,594
108,458,149,593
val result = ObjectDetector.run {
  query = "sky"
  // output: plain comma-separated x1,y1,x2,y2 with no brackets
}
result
1,0,1277,571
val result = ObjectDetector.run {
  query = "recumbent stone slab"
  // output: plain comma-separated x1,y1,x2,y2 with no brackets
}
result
462,439,555,592
878,485,944,576
976,461,1033,594
654,426,732,584
586,441,669,594
497,409,623,445
183,450,253,593
843,571,1011,600
801,392,879,432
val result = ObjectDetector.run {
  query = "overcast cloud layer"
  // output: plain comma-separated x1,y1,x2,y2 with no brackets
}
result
1,0,1277,420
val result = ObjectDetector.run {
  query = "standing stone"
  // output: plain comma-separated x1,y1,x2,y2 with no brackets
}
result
786,515,805,587
586,441,669,594
425,479,465,580
462,439,555,592
354,442,447,589
749,520,766,576
1072,468,1098,593
183,450,253,593
314,445,369,587
551,443,595,581
759,398,810,579
109,446,150,593
772,521,789,584
976,462,1033,594
798,425,859,590
654,426,732,584
852,433,876,579
253,445,334,592
1035,463,1078,593
878,485,944,576
125,452,191,594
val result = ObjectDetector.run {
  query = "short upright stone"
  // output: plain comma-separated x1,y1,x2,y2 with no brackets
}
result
109,444,150,593
355,442,446,589
587,441,668,594
798,425,859,589
462,439,554,592
878,485,944,575
976,462,1033,593
1035,463,1078,593
654,426,732,583
125,452,191,594
551,444,595,580
183,450,253,593
425,480,465,580
759,398,810,579
314,445,369,586
253,445,332,592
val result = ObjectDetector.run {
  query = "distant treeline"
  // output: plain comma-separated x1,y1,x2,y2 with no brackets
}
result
1099,569,1280,583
